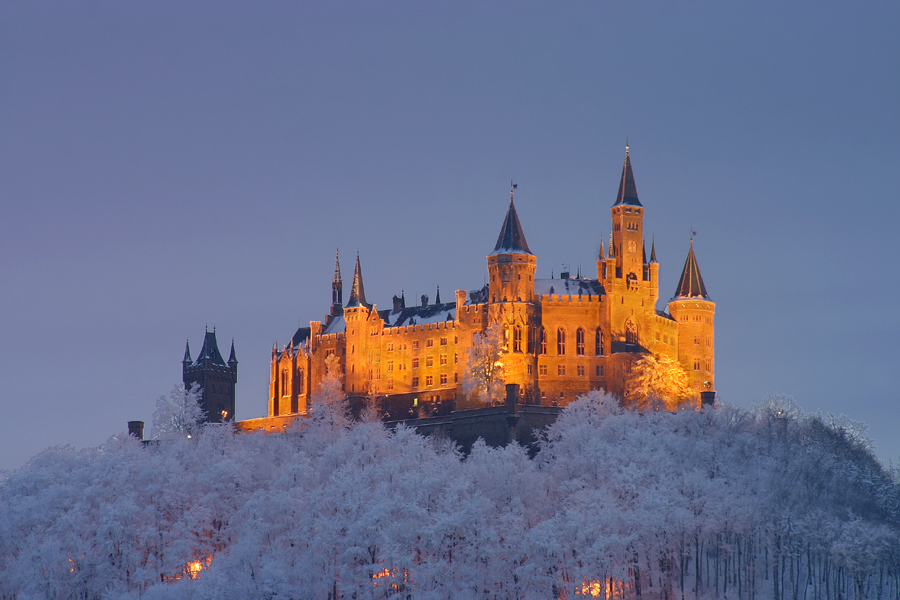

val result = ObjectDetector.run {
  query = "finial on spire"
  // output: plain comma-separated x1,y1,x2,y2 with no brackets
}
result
625,137,629,156
510,180,517,203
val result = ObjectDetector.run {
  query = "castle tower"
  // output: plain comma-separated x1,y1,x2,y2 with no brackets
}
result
344,252,373,395
667,240,715,397
182,328,238,422
487,184,538,400
610,145,645,280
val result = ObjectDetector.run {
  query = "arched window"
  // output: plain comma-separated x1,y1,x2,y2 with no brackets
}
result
576,328,585,356
557,328,566,355
596,328,604,356
280,369,289,396
539,327,547,355
625,320,639,346
513,326,522,353
297,368,304,390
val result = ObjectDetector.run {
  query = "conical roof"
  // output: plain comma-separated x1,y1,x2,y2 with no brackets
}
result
613,148,642,207
490,199,532,255
228,340,238,364
182,339,192,364
346,252,370,308
194,329,227,366
672,242,710,300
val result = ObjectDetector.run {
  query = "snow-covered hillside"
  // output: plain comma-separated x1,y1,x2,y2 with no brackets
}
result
1,393,898,600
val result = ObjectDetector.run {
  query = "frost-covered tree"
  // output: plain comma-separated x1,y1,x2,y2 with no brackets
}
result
2,389,899,600
152,382,204,439
627,352,695,410
462,321,506,406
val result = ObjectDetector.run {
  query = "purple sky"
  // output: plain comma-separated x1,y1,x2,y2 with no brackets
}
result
2,3,898,473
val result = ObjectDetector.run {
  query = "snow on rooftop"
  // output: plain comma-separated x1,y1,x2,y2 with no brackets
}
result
322,316,346,335
534,278,603,297
385,304,455,327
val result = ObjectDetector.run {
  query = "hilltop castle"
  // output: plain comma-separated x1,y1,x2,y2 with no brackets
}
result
265,148,715,421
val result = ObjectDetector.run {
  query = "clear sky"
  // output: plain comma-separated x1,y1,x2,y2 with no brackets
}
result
2,2,898,473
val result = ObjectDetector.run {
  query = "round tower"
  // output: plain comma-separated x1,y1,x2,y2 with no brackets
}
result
667,240,715,400
486,184,538,401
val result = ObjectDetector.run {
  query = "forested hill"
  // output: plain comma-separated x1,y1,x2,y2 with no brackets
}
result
1,393,898,600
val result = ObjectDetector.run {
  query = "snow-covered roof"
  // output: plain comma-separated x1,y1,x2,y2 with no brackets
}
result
383,303,456,327
322,316,346,335
466,285,489,305
534,277,604,298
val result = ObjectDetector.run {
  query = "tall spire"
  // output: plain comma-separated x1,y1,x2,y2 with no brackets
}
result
598,233,605,260
435,285,441,304
673,240,710,300
650,237,658,263
332,248,343,306
182,339,192,365
346,251,369,308
228,339,238,365
613,145,642,207
491,189,532,255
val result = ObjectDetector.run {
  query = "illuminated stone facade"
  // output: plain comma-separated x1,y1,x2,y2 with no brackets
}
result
269,149,715,419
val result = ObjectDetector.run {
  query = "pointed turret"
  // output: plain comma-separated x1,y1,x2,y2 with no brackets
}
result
182,339,192,365
228,339,238,366
195,329,227,365
490,185,532,255
612,145,642,207
598,234,605,261
435,285,441,304
650,238,658,263
346,252,369,308
332,248,343,307
672,241,710,300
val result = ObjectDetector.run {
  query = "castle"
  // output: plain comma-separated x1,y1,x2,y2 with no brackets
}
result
265,148,715,421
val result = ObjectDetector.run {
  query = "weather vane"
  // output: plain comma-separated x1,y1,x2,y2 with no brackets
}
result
510,180,517,202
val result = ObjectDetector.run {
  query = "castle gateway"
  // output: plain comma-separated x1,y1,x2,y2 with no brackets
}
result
269,149,714,420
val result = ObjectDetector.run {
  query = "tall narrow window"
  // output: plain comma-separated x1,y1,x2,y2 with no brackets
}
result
596,328,604,356
576,328,585,356
625,320,638,346
557,328,566,355
539,327,547,355
513,326,522,353
281,369,289,396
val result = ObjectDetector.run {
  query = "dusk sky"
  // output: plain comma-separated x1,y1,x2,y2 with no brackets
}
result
2,3,898,473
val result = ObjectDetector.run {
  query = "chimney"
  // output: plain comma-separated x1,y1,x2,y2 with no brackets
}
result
392,295,403,313
421,294,428,307
505,383,520,415
700,391,716,408
127,421,144,441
